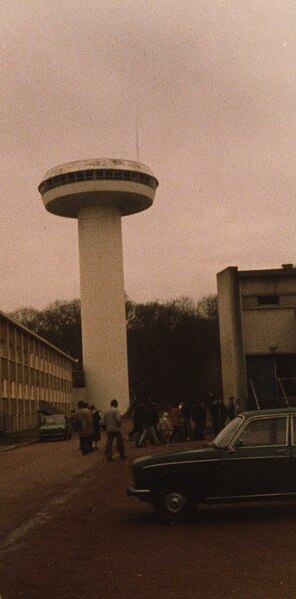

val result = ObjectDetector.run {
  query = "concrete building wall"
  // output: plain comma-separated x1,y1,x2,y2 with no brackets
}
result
217,267,248,408
240,276,296,297
217,265,296,411
243,309,296,354
240,270,296,355
0,311,76,433
72,386,87,406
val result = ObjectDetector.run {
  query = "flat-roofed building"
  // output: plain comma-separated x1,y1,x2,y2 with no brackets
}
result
217,265,296,411
0,310,76,433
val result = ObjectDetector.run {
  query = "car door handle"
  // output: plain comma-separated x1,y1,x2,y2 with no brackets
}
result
275,449,289,455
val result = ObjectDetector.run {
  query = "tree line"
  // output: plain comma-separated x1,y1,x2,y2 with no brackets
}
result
8,295,222,408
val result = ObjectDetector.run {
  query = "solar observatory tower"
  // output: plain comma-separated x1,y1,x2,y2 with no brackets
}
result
38,159,159,413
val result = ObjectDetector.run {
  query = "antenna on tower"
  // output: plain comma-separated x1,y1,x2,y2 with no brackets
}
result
136,117,140,162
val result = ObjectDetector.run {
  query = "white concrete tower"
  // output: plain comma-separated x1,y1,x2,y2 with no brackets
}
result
38,159,158,413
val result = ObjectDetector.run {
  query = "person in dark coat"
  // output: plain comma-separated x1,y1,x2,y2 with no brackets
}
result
128,403,146,441
227,397,241,420
137,401,159,447
170,402,184,442
180,403,192,440
210,398,228,436
191,400,206,440
90,405,101,450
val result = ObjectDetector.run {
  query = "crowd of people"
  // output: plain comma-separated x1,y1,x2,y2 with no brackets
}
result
70,395,241,460
128,395,241,448
71,399,126,460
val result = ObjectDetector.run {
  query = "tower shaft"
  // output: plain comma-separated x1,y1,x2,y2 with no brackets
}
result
78,204,129,411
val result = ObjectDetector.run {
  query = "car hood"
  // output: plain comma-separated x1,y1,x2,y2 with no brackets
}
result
132,446,222,469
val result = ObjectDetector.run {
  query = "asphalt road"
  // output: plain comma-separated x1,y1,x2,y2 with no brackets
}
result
1,429,296,599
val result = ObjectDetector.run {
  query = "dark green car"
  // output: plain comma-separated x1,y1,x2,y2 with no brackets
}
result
39,414,72,442
127,408,296,521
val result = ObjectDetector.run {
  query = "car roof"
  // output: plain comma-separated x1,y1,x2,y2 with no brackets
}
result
241,408,296,419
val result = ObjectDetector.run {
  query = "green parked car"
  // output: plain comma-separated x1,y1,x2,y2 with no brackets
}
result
39,414,72,442
127,408,296,522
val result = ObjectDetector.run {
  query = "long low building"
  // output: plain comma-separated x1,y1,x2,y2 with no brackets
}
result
0,310,77,433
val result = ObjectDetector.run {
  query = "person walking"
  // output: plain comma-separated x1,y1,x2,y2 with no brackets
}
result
128,403,146,441
210,397,228,436
191,400,207,440
170,401,184,442
227,397,237,421
137,401,159,447
73,401,94,455
157,411,172,444
90,405,101,450
104,399,126,462
180,402,192,440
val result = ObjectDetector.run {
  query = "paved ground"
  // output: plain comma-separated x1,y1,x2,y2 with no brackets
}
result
1,427,296,598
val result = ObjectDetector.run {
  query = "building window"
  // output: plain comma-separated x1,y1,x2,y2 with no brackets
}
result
2,379,7,398
0,339,6,357
258,295,279,306
23,348,28,364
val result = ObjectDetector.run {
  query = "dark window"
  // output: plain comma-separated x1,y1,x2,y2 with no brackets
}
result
258,295,279,305
76,171,85,181
104,170,114,179
131,172,140,182
84,170,94,180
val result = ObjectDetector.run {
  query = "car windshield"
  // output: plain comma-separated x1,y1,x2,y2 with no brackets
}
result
44,414,65,425
211,416,244,448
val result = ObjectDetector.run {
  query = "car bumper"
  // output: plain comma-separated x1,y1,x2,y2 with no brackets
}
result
127,484,151,502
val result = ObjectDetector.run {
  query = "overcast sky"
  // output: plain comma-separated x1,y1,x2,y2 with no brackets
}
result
1,0,296,311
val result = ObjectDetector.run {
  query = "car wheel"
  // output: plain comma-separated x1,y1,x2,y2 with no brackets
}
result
153,483,193,523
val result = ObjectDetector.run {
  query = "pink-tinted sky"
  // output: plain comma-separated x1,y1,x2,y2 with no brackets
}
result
1,0,296,311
